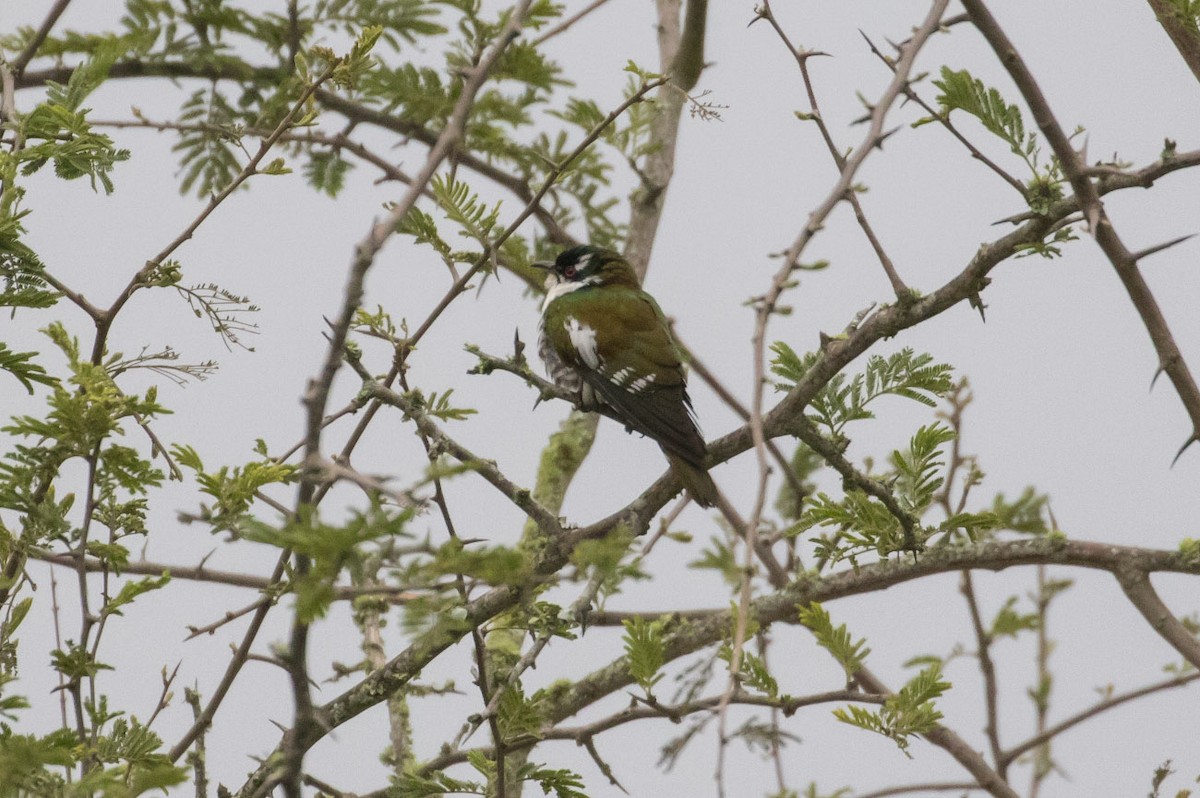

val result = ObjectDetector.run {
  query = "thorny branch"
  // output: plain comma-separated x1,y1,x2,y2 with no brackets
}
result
283,6,536,797
6,4,1200,797
962,0,1200,463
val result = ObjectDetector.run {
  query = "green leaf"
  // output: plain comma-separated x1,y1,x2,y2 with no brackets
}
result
736,649,778,699
522,764,588,798
101,574,171,618
771,344,954,437
798,602,869,679
889,423,956,514
989,596,1039,639
688,536,740,588
303,150,354,197
934,66,1039,175
991,487,1052,535
833,663,949,754
622,616,666,694
0,343,57,394
497,684,543,740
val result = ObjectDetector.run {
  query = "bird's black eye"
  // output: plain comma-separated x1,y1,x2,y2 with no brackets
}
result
563,265,577,278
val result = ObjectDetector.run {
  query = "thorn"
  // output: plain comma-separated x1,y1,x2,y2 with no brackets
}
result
969,293,987,322
874,125,903,149
992,210,1037,226
1131,233,1195,263
1172,434,1200,467
1150,365,1165,391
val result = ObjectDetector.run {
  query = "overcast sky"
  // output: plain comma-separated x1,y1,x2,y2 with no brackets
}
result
4,1,1200,796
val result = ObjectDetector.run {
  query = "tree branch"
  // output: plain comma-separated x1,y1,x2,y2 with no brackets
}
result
1114,567,1200,670
962,0,1200,462
1145,0,1200,84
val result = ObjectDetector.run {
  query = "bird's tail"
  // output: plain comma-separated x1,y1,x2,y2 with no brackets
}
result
664,451,720,508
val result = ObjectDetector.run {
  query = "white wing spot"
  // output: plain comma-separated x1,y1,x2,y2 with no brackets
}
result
610,366,634,385
628,375,654,393
565,318,601,370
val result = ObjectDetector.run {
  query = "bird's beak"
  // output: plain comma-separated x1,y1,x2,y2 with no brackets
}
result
531,260,554,271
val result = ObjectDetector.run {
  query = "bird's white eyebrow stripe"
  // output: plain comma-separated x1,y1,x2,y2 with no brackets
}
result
565,317,601,369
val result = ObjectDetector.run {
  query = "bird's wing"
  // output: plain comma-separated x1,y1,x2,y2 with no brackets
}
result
546,289,708,468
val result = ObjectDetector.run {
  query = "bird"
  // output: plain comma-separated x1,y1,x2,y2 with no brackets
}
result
533,245,719,508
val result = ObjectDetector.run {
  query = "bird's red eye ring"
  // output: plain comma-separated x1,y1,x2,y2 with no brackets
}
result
563,266,577,278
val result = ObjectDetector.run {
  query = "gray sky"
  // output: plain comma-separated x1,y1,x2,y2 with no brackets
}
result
4,1,1200,795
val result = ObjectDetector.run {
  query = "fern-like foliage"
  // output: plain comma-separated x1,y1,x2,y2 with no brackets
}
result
771,344,955,438
833,664,950,754
16,40,131,194
303,149,355,197
175,281,260,351
930,66,1072,215
0,344,57,394
934,67,1039,171
0,232,57,311
798,602,870,680
622,616,666,695
174,88,246,197
430,174,503,250
889,423,955,514
799,423,999,565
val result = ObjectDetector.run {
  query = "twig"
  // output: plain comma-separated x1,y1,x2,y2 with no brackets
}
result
758,1,911,299
91,118,420,187
1028,564,1053,797
860,32,1028,199
169,551,291,762
355,557,413,774
531,0,616,45
92,62,342,365
186,596,274,640
10,0,73,76
415,689,885,775
961,572,1003,773
30,547,420,600
853,783,983,798
1002,671,1200,767
359,378,561,533
185,687,209,798
145,663,181,729
793,416,920,543
49,569,68,730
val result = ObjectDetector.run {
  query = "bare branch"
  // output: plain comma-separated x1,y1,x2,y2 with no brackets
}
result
1115,568,1200,670
962,0,1200,462
10,0,73,76
1002,671,1200,766
1145,0,1200,84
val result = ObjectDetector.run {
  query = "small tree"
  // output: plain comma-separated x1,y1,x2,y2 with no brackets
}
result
2,1,1199,797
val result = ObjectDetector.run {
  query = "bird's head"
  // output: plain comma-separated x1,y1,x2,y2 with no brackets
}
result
533,246,639,290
